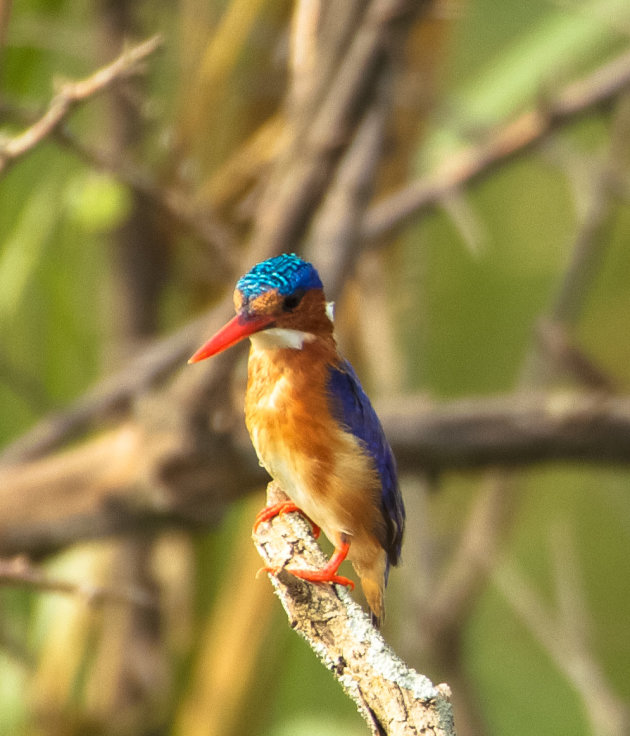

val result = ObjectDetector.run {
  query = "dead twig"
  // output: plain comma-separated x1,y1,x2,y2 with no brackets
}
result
495,542,630,736
0,555,157,609
362,48,630,243
0,35,162,175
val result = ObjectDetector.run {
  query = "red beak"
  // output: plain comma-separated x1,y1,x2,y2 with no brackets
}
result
188,312,275,363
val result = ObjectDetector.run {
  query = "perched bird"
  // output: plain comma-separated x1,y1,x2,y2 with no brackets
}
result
189,254,404,623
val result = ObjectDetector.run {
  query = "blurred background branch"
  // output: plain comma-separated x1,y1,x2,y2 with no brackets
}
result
5,388,630,557
362,48,630,243
0,555,156,608
0,34,162,174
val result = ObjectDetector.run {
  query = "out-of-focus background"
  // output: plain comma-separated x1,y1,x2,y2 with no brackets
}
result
1,1,630,734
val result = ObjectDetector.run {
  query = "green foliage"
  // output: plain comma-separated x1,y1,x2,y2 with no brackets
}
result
64,172,132,233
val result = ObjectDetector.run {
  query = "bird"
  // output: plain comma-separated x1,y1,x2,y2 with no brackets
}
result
188,253,404,623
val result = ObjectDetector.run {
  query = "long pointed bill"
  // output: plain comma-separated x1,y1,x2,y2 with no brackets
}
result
188,313,274,363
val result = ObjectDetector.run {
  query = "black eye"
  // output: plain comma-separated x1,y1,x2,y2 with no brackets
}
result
282,289,305,312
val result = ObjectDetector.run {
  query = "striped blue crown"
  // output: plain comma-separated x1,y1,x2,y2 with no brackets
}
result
236,254,323,299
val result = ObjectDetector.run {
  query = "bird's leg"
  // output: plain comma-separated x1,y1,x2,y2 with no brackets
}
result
253,501,320,538
261,538,355,590
254,505,352,588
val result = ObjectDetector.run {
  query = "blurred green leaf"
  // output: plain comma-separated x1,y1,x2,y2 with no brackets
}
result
454,0,629,125
423,0,630,169
63,172,132,233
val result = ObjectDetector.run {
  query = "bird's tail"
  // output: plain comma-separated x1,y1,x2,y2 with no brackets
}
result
361,576,385,626
354,552,387,627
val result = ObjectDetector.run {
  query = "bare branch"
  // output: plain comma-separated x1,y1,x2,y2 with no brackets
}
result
17,382,630,482
384,390,630,471
0,555,157,609
0,34,162,175
0,306,230,465
362,48,630,242
495,555,630,736
253,483,456,736
250,0,428,255
535,320,618,392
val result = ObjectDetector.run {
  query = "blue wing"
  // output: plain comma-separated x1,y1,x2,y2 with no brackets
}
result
327,360,405,569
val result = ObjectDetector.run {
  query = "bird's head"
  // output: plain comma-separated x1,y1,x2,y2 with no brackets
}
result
189,254,334,363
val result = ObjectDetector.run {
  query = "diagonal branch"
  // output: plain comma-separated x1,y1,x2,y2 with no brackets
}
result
362,48,630,243
0,34,162,175
495,555,629,736
250,0,427,255
0,307,221,465
253,483,456,736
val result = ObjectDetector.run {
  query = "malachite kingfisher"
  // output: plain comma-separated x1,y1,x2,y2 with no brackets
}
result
189,253,404,623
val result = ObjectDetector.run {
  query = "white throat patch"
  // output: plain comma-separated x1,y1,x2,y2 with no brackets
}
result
325,301,335,323
250,328,316,350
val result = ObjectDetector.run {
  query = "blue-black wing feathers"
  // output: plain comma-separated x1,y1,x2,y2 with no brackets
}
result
327,360,405,569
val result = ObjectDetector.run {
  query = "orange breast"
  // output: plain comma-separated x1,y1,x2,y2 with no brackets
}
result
245,340,384,557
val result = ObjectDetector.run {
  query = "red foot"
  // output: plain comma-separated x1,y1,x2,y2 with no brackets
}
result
260,540,355,590
253,501,320,539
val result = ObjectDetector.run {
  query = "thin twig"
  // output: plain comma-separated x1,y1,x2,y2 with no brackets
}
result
0,556,157,609
362,49,630,243
0,34,162,175
495,556,629,736
253,483,456,736
55,130,237,270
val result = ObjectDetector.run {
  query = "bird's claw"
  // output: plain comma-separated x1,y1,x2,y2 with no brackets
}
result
258,565,355,590
253,502,321,538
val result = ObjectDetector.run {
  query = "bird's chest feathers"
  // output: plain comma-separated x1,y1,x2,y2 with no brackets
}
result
245,345,331,498
244,342,383,548
246,348,313,452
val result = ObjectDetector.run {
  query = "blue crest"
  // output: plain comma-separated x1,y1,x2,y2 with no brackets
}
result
237,254,323,299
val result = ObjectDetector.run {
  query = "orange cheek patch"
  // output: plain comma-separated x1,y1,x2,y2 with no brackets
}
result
234,288,283,315
250,290,283,315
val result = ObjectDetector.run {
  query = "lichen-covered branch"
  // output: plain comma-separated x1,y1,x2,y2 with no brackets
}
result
253,483,456,736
